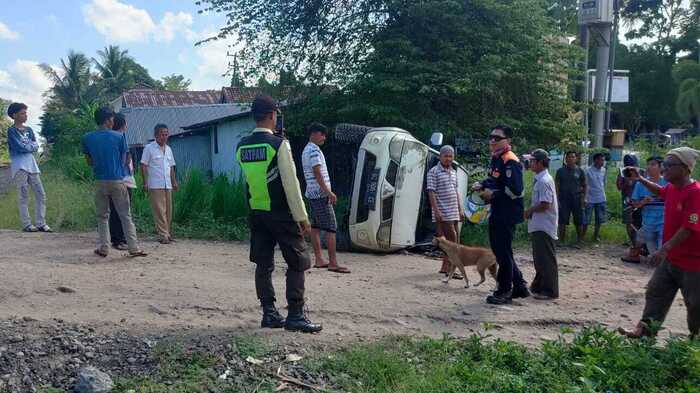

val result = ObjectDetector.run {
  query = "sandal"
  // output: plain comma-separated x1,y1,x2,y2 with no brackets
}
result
128,250,148,258
112,243,129,251
94,249,108,257
328,266,351,274
314,263,330,268
37,225,53,233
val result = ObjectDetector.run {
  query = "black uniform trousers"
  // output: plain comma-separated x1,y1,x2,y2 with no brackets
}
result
488,219,526,294
249,211,311,308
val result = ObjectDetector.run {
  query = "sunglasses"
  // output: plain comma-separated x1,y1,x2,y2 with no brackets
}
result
489,135,507,142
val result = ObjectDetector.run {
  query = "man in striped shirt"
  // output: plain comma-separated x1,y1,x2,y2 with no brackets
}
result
427,145,465,277
302,123,350,274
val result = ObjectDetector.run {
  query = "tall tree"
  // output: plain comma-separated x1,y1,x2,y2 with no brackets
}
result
623,0,697,57
0,98,11,162
161,74,191,91
676,79,700,130
39,51,94,110
92,45,137,100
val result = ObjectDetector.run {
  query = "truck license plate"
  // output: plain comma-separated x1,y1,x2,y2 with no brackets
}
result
365,169,380,210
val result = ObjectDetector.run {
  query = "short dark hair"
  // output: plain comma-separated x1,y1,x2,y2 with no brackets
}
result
112,113,127,131
647,156,663,165
307,122,327,136
253,111,272,122
7,102,28,119
94,106,114,126
491,124,513,138
565,150,577,156
592,152,605,161
153,123,168,135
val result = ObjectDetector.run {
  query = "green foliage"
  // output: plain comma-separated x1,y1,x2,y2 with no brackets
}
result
672,60,700,85
0,98,11,163
41,102,99,153
211,175,248,222
318,327,700,392
173,170,209,223
676,79,700,126
230,336,272,359
161,74,192,91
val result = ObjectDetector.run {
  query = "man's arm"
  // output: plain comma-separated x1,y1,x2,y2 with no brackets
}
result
140,164,149,191
525,182,553,218
626,167,661,195
278,140,309,225
170,166,179,191
7,128,37,154
653,228,692,264
312,164,335,203
428,191,442,222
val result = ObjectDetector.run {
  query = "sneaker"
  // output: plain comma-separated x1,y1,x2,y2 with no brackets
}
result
22,225,38,232
37,225,53,233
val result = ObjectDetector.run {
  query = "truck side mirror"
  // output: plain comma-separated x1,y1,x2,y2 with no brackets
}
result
430,132,443,147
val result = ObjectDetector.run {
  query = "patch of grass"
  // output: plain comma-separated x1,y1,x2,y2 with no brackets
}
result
230,336,272,359
315,327,700,393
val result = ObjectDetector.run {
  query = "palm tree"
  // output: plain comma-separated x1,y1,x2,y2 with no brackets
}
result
92,45,136,100
40,51,93,110
676,78,700,131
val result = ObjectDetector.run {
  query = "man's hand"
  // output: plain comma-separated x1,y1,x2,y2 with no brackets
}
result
459,209,465,222
471,182,483,191
328,192,337,205
298,221,311,235
479,189,493,202
433,210,443,223
173,182,180,192
524,208,533,220
651,247,668,266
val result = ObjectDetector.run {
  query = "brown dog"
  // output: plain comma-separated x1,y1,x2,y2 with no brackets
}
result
432,236,498,288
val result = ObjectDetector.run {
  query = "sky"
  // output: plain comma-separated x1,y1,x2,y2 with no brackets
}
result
0,0,236,129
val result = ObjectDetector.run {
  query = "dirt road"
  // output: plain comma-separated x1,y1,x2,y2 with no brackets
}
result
0,230,691,345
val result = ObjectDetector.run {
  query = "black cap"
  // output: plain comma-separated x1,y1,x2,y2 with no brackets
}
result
251,95,278,115
531,149,549,161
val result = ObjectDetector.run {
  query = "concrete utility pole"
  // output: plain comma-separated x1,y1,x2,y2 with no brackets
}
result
578,0,614,148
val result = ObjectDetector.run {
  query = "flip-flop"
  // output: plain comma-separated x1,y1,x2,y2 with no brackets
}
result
94,249,108,257
314,264,330,268
127,250,148,258
328,266,351,274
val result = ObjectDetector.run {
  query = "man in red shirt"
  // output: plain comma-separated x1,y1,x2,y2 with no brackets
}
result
619,147,700,338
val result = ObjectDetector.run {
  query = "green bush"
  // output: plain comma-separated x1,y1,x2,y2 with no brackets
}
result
317,326,700,392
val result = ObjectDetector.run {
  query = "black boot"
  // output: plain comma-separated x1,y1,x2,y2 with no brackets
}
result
512,286,531,299
285,304,322,333
261,303,285,328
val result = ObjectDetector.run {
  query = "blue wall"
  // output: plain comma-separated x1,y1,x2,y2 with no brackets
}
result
211,117,256,181
170,131,212,179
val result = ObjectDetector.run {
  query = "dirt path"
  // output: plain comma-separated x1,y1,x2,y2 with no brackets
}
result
0,230,691,345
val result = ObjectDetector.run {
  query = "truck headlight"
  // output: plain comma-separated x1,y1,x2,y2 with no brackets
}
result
377,221,392,249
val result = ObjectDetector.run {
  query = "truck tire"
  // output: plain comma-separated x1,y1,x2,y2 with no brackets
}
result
334,123,372,144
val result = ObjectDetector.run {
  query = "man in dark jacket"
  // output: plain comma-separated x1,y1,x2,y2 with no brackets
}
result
475,125,530,305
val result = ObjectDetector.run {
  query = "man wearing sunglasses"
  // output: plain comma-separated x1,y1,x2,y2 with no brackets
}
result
473,125,529,305
619,147,700,339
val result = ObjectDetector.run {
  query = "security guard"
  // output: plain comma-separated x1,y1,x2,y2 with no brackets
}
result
476,125,530,305
236,95,322,333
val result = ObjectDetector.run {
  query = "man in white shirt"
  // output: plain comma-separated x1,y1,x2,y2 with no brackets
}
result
140,124,179,244
301,123,350,273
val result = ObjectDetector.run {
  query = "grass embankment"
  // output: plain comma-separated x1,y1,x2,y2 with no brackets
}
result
0,157,250,241
37,327,700,393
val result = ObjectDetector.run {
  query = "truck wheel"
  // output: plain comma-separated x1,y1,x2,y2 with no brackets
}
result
334,123,372,144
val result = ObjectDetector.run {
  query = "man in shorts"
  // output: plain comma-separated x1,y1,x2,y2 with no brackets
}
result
302,123,350,274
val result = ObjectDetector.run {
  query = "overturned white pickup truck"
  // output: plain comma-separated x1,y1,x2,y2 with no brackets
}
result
333,125,469,252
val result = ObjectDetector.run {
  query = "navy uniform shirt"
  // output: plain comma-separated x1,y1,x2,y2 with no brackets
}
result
482,150,524,225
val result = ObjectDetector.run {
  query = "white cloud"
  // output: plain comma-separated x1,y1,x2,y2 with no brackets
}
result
82,0,197,44
189,36,233,90
82,0,156,43
0,60,53,129
154,11,194,42
0,21,20,40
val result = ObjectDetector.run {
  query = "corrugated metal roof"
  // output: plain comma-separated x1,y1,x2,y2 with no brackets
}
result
121,89,221,107
121,104,246,146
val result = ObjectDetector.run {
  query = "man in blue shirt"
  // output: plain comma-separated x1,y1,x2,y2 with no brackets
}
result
583,152,607,242
622,156,666,264
6,102,51,232
82,107,146,258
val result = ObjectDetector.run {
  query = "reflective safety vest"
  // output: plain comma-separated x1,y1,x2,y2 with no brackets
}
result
236,131,292,220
